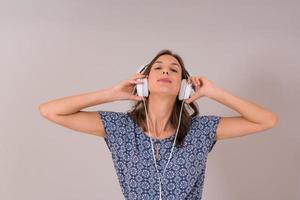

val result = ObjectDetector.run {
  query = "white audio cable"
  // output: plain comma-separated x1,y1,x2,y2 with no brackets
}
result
142,98,185,200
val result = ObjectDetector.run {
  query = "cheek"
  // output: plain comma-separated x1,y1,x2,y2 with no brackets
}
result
147,77,156,88
147,72,158,83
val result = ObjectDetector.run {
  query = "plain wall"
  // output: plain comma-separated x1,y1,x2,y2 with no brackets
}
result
1,0,299,199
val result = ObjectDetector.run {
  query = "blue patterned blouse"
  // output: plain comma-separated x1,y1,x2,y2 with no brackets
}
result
98,110,220,200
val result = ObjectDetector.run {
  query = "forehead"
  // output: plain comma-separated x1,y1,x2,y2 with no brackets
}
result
153,55,181,69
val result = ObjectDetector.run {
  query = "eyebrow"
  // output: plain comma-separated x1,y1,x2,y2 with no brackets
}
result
153,60,180,69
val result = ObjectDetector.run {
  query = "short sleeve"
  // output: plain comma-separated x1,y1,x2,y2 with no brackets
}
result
198,115,221,153
97,110,127,153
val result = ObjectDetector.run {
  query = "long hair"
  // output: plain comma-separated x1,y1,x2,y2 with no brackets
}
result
127,49,200,147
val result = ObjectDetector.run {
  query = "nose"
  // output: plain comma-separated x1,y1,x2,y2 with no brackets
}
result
163,71,169,75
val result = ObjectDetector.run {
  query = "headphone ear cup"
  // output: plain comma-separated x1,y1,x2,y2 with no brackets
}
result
136,78,148,97
178,79,192,100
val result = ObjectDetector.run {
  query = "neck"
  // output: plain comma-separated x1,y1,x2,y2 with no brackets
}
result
145,93,176,136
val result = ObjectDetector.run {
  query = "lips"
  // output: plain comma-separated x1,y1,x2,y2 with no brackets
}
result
158,78,172,83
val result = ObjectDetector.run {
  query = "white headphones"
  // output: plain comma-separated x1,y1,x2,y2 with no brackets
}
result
136,64,192,100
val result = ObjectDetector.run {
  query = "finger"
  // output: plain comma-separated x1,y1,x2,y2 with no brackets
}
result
192,77,197,84
129,79,144,85
196,77,201,86
131,75,147,82
190,77,197,88
185,99,191,104
193,77,201,87
133,73,147,78
130,74,145,82
188,78,195,89
186,96,196,104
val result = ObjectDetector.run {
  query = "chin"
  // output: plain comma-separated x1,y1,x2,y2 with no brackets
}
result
150,90,177,96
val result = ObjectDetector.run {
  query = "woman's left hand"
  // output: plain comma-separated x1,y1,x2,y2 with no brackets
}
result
184,76,218,104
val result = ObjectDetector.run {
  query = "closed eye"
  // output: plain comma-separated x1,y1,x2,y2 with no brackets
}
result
154,67,178,73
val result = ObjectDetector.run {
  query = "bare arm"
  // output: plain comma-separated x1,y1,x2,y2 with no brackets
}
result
38,72,146,137
38,87,117,137
208,86,279,140
39,87,116,116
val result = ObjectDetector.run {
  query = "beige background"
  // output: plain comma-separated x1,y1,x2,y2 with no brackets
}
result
1,0,299,199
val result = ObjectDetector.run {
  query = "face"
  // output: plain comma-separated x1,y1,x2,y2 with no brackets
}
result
148,55,183,97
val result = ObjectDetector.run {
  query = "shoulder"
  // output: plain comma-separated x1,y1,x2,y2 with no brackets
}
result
192,114,221,123
98,110,127,119
98,110,131,127
191,114,221,131
191,114,221,153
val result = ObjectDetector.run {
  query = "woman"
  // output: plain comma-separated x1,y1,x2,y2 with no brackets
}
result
39,49,278,200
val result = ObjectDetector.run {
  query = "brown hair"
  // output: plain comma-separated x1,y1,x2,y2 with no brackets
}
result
127,49,200,147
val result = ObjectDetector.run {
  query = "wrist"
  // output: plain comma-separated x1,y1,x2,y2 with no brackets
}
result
207,86,223,100
95,87,118,103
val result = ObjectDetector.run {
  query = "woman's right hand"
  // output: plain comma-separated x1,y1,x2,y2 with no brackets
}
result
110,72,148,101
